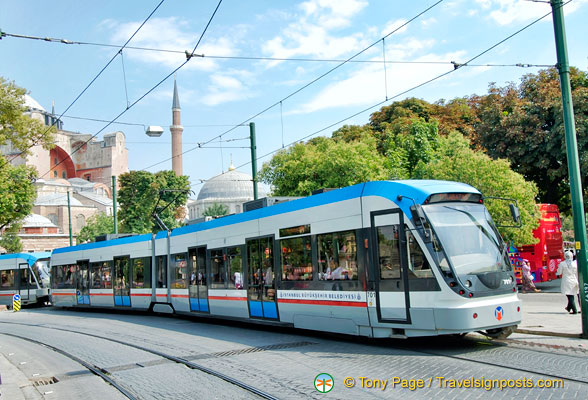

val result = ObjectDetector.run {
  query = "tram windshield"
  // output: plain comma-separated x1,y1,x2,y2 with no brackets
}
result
423,203,510,277
33,259,51,288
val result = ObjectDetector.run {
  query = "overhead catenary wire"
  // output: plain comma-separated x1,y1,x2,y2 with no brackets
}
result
39,0,224,179
0,30,554,68
140,0,447,172
228,2,565,174
9,0,167,163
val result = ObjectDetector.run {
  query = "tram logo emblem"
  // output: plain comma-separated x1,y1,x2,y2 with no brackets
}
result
314,373,334,393
495,306,504,321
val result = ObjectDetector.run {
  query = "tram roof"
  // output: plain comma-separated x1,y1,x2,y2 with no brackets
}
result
0,252,52,266
52,180,479,254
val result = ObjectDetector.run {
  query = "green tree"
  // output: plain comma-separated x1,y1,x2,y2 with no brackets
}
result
259,135,389,196
0,77,55,230
384,118,440,179
0,223,23,253
118,170,190,233
470,67,588,211
77,213,117,244
415,132,539,245
203,203,229,217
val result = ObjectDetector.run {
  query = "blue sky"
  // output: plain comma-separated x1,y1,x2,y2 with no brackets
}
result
2,0,587,196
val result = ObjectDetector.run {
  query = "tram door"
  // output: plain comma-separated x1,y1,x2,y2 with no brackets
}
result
18,263,30,302
371,210,411,323
246,236,278,319
76,261,90,305
188,247,209,312
113,256,131,306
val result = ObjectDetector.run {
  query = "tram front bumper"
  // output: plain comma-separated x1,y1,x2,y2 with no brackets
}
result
433,295,521,332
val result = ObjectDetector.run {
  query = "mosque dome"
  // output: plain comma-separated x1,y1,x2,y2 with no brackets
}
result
22,213,57,228
24,94,45,112
197,167,265,202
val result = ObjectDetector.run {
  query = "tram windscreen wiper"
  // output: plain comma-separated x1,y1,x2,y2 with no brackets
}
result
443,206,500,249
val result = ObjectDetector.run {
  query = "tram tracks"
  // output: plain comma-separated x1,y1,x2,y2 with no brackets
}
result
381,335,588,386
0,321,282,400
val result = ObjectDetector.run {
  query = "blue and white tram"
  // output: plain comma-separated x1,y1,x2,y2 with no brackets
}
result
50,180,521,338
0,252,51,306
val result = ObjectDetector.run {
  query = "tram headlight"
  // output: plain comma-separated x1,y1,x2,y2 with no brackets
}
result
464,280,472,288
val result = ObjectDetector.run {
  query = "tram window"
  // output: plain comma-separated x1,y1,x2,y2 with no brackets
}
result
170,253,187,289
227,247,243,289
210,249,226,289
132,257,152,289
1,270,15,289
156,256,167,288
317,231,358,280
281,236,313,281
90,262,101,289
18,268,29,289
377,225,401,280
406,229,433,279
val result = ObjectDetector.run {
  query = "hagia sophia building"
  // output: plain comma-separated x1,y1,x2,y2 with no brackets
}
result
0,79,261,253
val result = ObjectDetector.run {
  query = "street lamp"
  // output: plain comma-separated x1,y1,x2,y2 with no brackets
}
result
145,125,164,137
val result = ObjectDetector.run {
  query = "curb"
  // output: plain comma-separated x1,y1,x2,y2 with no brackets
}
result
515,328,582,338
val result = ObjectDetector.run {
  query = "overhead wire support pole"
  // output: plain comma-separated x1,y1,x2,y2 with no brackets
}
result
550,0,588,338
249,122,258,200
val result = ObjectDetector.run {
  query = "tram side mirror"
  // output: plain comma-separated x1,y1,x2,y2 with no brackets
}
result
509,204,521,224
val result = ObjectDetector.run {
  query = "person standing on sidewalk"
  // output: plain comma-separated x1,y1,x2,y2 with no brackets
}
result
556,251,580,314
521,259,540,293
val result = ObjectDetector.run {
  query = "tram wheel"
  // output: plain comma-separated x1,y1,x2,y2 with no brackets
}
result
484,325,516,339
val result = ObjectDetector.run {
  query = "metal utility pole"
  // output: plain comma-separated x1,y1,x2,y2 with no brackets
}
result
550,0,588,338
67,191,72,246
112,176,118,234
249,122,258,200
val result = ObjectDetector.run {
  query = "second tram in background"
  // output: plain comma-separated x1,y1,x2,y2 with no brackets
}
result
517,204,564,282
0,252,51,306
50,180,521,338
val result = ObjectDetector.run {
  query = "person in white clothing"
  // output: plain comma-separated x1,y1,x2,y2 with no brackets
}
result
556,251,580,314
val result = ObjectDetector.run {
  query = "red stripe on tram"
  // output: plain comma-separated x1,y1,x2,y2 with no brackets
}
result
208,296,247,301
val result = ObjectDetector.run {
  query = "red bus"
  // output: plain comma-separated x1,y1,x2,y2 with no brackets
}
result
517,204,564,282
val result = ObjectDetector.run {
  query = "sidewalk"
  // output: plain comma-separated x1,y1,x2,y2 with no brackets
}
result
510,285,588,349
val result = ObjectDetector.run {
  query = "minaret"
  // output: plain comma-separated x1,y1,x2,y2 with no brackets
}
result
170,75,183,176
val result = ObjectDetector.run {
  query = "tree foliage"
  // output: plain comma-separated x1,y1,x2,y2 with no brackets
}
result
118,170,190,233
0,223,23,253
0,77,55,155
0,77,55,231
259,135,389,196
469,67,588,211
414,132,539,245
203,203,229,217
77,213,117,244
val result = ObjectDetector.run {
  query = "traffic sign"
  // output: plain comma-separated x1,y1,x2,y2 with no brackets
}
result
13,294,21,312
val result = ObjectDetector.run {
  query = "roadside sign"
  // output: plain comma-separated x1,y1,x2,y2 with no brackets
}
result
13,294,21,312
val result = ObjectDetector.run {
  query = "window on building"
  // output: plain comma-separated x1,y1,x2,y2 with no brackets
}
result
76,214,85,230
53,171,58,178
62,171,67,179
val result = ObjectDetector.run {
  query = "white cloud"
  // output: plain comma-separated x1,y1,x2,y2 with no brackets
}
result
421,17,437,28
474,0,587,26
102,17,236,71
381,18,409,36
201,73,253,106
262,0,371,67
291,49,468,114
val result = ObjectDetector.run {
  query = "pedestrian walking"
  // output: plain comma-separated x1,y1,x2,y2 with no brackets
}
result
556,251,580,314
521,259,540,293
